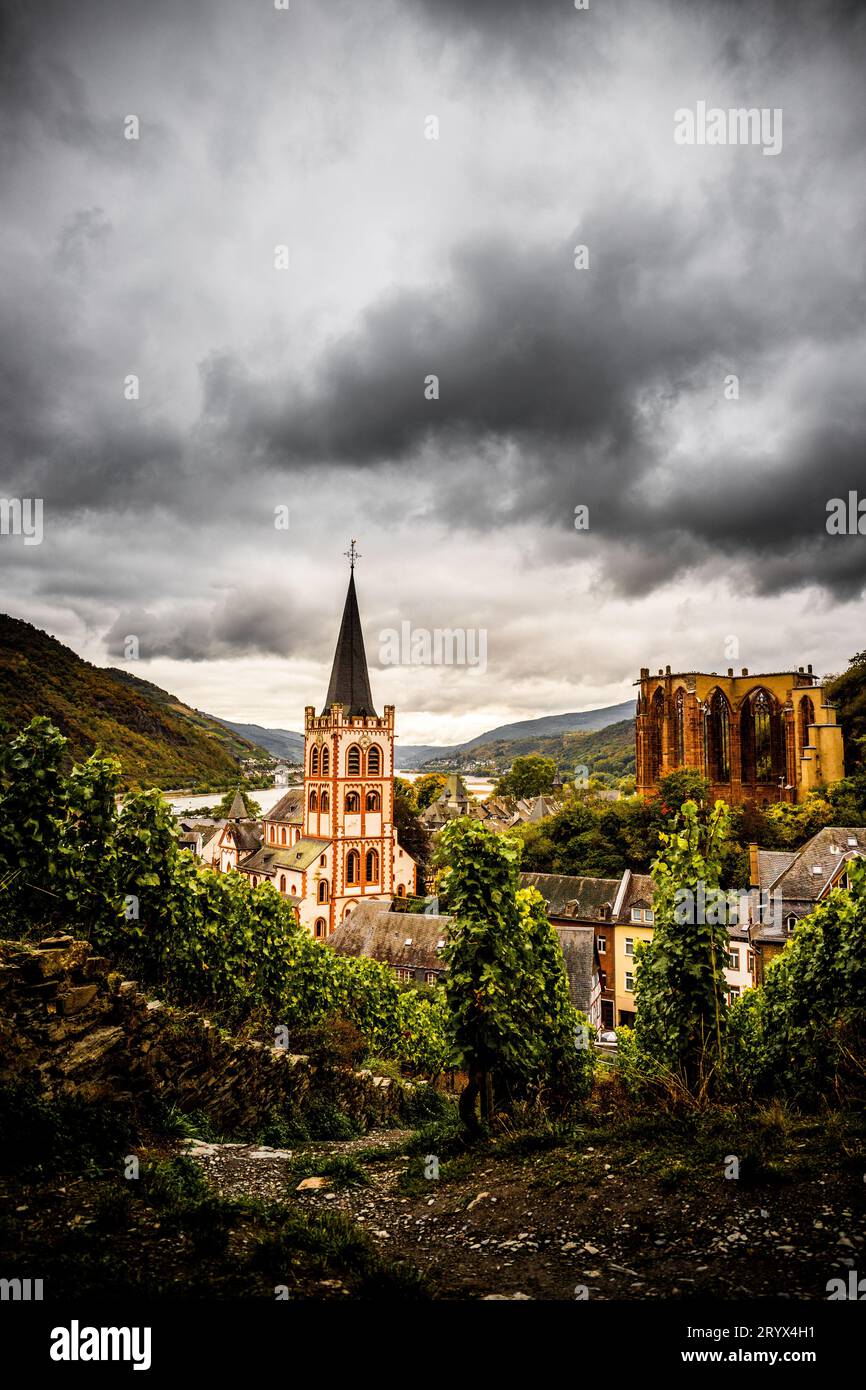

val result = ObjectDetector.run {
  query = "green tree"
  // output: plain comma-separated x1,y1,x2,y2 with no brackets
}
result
437,818,592,1131
393,778,431,877
496,754,556,800
414,773,447,809
632,798,731,1091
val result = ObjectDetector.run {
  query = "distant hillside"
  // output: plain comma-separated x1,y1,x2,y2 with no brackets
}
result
209,701,637,771
212,718,305,762
406,700,636,770
427,718,636,780
0,615,263,790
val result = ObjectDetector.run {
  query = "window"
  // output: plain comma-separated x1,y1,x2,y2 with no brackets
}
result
279,874,287,893
281,827,287,845
321,746,330,775
727,947,739,971
597,935,607,954
785,914,797,935
310,746,319,775
674,687,686,765
365,790,380,812
320,790,330,813
630,906,653,923
347,745,361,776
624,971,634,993
367,746,381,775
705,689,732,783
396,884,406,897
395,967,414,982
317,880,329,903
314,918,326,939
599,970,607,989
346,850,360,885
309,789,318,812
365,849,379,882
625,937,634,956
727,986,740,1006
424,971,438,985
345,790,360,813
747,950,755,973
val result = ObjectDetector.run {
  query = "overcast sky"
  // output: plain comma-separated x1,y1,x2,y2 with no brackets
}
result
2,0,865,745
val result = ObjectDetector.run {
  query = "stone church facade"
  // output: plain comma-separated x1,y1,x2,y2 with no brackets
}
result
237,558,417,935
635,665,845,806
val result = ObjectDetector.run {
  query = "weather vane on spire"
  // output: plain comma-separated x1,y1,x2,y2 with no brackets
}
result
344,539,361,572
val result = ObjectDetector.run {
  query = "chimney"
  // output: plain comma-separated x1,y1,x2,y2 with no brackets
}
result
748,842,760,889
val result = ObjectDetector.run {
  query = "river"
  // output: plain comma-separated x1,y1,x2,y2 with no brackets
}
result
166,771,495,817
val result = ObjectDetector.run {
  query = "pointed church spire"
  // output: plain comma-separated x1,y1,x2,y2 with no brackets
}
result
227,788,247,819
321,550,377,717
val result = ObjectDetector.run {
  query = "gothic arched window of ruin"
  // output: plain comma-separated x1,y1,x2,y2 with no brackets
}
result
367,745,381,775
706,690,732,782
649,688,665,778
674,688,686,765
799,695,815,753
740,688,784,785
347,744,362,776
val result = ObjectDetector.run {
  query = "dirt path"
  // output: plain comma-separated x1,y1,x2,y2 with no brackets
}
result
183,1128,866,1300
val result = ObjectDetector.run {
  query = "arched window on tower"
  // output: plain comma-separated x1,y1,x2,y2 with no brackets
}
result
366,746,381,776
347,745,361,776
674,688,686,766
317,880,329,903
310,746,319,775
346,850,360,885
321,746,330,775
365,849,379,882
320,789,330,813
344,790,360,813
281,827,287,845
279,874,287,893
309,789,318,812
799,695,815,753
365,790,380,812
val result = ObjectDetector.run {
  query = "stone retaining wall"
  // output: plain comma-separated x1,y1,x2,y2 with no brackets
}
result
0,935,409,1134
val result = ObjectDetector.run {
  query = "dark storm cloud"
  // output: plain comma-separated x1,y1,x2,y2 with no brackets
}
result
2,0,865,688
103,592,325,664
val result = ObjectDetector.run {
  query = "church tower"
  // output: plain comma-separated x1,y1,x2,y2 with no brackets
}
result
303,542,415,932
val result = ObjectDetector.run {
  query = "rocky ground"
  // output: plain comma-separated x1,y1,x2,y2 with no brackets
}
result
181,1111,866,1301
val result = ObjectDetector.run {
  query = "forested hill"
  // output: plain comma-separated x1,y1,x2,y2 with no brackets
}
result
0,614,265,789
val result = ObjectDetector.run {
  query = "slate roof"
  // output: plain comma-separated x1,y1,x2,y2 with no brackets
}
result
328,901,451,971
613,871,655,922
767,826,865,902
555,925,600,1014
321,572,377,717
520,872,619,921
755,849,796,890
225,822,262,854
226,789,248,820
264,788,304,823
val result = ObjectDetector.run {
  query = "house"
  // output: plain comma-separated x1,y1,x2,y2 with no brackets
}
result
328,897,603,1027
328,900,450,985
745,827,866,983
520,872,619,1028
